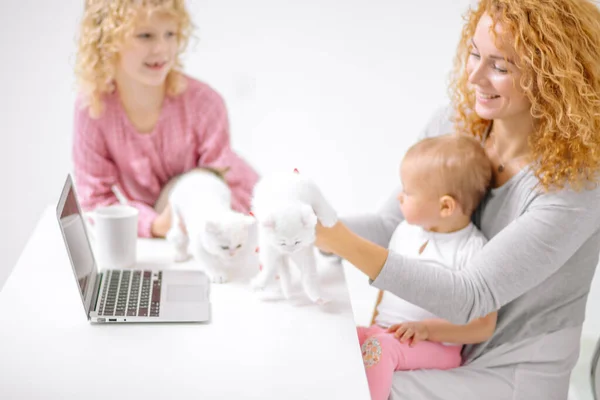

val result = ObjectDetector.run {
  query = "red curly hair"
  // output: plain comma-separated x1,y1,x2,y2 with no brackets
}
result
449,0,600,191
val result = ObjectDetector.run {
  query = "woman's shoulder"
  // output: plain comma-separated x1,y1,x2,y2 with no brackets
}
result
528,181,600,210
418,104,456,141
492,168,600,218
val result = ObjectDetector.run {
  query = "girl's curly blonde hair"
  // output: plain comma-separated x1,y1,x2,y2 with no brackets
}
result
75,0,193,118
449,0,600,191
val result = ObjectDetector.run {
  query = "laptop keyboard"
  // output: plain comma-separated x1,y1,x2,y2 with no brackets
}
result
98,270,162,317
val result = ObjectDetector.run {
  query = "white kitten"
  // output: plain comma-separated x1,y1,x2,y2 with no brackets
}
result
166,169,255,283
250,170,337,304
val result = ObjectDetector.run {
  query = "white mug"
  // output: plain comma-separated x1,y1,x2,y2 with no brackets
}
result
85,205,139,268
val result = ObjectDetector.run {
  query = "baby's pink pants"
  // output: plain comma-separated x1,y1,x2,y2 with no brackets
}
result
357,325,462,400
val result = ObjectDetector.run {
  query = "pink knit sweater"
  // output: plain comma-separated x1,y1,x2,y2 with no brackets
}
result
73,76,259,237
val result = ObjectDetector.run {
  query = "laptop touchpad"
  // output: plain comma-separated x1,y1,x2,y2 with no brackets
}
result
166,284,207,302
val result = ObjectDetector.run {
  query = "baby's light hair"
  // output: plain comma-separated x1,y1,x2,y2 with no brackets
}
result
75,0,193,118
402,134,492,216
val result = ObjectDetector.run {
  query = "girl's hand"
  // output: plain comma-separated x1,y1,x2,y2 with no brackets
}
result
151,204,173,238
151,203,187,238
387,321,430,346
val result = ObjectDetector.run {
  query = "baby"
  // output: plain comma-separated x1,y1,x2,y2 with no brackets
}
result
359,133,495,400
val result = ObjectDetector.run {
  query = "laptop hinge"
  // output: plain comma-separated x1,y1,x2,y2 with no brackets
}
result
89,271,104,317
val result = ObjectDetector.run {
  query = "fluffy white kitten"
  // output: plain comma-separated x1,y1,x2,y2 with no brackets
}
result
250,170,337,304
166,169,255,283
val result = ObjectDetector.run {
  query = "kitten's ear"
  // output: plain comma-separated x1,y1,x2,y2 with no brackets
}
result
243,215,256,227
205,220,220,234
300,205,317,227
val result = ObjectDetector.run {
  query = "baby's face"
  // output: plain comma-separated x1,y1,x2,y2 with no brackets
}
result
397,165,442,229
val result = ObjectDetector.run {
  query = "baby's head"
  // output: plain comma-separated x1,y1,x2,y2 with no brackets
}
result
398,133,492,230
76,0,193,117
258,203,317,254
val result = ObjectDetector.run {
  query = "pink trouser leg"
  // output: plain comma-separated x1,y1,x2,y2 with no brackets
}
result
357,325,386,346
357,326,462,400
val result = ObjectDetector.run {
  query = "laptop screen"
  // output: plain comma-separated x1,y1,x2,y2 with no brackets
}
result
56,176,97,307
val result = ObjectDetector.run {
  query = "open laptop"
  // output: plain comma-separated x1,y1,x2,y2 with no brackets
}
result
56,174,211,323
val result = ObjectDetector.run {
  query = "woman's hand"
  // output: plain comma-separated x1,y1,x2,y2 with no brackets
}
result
314,220,342,255
315,219,389,280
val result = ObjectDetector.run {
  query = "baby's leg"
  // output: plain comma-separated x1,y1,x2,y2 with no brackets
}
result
361,332,462,400
356,325,387,346
392,340,462,371
361,332,404,400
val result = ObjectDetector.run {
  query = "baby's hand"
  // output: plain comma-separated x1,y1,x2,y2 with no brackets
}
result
387,321,429,347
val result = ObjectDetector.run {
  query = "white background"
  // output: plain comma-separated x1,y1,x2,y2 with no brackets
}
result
1,0,599,347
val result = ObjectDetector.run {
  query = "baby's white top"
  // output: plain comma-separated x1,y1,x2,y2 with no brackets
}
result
375,221,487,329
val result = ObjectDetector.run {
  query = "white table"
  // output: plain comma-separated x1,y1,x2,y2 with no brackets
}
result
0,206,370,400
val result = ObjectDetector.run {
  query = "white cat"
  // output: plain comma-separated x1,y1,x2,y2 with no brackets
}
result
249,170,338,304
166,169,256,283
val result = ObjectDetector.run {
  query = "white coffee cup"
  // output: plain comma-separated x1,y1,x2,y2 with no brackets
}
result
85,205,139,268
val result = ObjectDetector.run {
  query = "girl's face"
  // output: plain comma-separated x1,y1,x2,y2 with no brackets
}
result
117,11,179,87
466,13,531,121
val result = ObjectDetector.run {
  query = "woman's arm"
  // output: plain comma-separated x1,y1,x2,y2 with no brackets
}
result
72,100,159,237
316,186,600,324
195,89,259,213
315,221,389,278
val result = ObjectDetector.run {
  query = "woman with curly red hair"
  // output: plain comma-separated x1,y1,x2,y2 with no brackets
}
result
316,0,600,398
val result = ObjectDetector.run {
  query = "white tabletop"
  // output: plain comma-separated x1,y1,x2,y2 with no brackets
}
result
0,206,370,400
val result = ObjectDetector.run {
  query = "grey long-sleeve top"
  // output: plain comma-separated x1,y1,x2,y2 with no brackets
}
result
345,106,600,363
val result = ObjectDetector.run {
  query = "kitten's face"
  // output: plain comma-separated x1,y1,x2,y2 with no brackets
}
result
202,214,255,260
261,204,317,253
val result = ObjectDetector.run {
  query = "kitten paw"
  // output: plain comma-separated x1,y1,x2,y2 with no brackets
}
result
210,273,229,284
174,252,191,262
280,286,292,300
250,275,267,291
315,298,330,306
166,230,188,247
